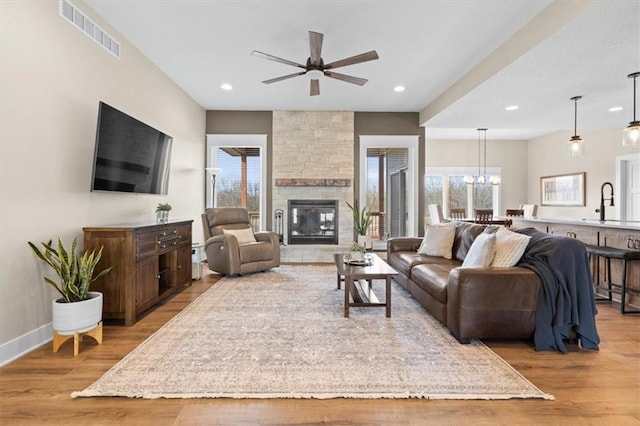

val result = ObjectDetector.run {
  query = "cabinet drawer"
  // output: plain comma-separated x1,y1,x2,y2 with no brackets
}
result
601,231,640,251
176,224,192,245
136,231,158,258
547,225,598,245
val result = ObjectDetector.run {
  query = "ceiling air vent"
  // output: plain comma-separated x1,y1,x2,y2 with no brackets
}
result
59,0,120,59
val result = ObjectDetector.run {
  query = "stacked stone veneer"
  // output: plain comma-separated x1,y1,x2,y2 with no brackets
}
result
273,111,355,261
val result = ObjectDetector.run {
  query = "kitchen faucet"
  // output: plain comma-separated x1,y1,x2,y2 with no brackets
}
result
596,182,614,221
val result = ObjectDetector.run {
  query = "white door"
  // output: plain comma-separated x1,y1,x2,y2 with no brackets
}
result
617,153,640,221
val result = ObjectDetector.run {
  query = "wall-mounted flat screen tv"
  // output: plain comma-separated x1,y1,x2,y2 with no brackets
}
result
91,102,173,195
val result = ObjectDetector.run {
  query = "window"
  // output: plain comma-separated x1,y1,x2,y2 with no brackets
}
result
425,167,501,223
360,136,419,241
206,135,267,231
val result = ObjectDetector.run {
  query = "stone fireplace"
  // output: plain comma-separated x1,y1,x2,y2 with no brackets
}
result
273,111,355,260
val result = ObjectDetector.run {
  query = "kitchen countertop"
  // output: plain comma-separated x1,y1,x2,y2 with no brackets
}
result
512,217,640,231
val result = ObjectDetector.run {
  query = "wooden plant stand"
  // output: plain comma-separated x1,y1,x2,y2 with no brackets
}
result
52,322,102,356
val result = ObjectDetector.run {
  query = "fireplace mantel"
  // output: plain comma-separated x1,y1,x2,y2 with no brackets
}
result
275,178,351,187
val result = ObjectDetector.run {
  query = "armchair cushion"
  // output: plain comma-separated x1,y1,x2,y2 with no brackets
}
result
223,228,256,244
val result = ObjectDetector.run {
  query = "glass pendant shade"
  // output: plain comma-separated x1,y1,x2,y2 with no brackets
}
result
477,175,486,185
464,175,474,184
568,136,584,157
623,122,640,146
623,72,640,147
490,175,501,185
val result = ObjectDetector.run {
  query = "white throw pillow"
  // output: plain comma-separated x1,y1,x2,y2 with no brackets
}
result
461,232,497,267
491,227,531,267
223,228,256,244
417,224,456,259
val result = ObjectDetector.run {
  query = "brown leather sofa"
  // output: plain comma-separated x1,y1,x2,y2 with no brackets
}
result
202,207,280,276
387,221,541,343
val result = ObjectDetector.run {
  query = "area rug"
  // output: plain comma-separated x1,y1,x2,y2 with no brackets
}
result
72,265,553,400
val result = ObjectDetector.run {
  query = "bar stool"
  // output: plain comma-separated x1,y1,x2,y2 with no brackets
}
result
586,244,640,314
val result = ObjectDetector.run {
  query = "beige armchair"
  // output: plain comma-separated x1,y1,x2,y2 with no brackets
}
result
201,207,280,276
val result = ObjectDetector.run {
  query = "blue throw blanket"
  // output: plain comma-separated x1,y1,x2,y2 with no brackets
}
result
516,228,600,353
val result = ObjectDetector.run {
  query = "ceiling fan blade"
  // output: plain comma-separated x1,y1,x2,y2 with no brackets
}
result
310,79,320,96
309,31,323,66
251,50,306,69
324,71,368,86
262,71,306,84
324,50,379,70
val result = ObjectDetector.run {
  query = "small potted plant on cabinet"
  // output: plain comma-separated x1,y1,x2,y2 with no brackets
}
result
155,203,172,223
347,199,372,249
28,237,112,353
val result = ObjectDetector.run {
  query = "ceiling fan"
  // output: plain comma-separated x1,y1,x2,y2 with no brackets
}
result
251,31,379,96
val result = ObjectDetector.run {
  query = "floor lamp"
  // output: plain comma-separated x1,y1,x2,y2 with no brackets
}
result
205,168,222,209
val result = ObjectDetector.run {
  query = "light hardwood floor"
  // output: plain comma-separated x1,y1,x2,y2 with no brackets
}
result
1,266,639,426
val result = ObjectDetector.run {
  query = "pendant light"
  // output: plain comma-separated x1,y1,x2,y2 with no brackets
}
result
623,72,640,147
568,96,584,157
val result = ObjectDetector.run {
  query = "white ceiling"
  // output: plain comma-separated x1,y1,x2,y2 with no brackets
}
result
85,0,640,140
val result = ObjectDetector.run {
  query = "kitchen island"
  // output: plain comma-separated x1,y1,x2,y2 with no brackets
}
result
512,217,640,312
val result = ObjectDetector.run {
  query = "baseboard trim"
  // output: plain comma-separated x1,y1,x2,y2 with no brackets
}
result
0,323,52,367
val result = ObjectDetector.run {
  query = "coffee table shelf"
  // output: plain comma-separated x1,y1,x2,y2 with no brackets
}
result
333,253,398,318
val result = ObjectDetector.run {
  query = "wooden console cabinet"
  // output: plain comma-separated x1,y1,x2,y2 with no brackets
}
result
83,220,193,326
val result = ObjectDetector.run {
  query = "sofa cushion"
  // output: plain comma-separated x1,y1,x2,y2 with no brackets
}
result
418,224,456,259
411,263,459,304
452,222,487,262
388,251,458,278
461,232,497,267
491,227,531,267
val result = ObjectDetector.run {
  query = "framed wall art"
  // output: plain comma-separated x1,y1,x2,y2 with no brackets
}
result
540,172,586,206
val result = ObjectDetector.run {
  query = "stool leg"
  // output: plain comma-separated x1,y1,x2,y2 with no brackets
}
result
606,257,613,301
620,259,640,314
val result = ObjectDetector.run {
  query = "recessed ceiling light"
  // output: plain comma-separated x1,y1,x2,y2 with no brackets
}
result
505,105,519,111
394,86,405,92
609,106,623,112
221,83,233,91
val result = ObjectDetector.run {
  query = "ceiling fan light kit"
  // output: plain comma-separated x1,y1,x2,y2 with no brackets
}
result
252,31,379,96
568,95,584,157
623,71,640,147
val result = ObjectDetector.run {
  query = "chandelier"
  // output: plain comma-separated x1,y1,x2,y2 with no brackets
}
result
464,128,500,185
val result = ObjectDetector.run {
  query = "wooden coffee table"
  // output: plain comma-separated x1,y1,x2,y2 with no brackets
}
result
333,253,398,318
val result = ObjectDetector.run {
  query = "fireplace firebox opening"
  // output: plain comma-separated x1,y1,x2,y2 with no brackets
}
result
287,200,338,245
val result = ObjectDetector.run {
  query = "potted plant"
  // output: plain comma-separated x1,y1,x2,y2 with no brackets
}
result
155,202,172,223
28,237,112,335
346,200,372,249
348,241,367,261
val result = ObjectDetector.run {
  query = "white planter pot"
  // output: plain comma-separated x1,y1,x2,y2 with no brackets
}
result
52,291,103,335
350,251,364,261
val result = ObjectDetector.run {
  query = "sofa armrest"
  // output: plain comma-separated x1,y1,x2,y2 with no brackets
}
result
387,237,422,254
446,267,541,342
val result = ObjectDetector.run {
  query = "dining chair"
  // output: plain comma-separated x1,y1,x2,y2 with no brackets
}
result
505,209,525,217
474,209,494,224
450,208,466,220
428,204,445,224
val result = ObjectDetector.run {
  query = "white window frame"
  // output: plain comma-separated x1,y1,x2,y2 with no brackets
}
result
426,166,502,216
206,134,268,230
359,135,419,237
